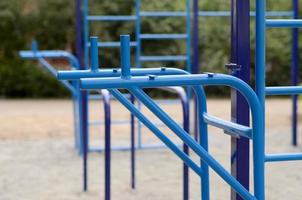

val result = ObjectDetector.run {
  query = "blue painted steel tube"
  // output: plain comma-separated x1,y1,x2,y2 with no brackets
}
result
266,19,302,28
75,0,84,153
101,89,111,200
19,50,80,68
266,86,302,95
120,34,136,189
87,15,137,21
186,0,191,74
57,68,190,81
230,2,251,200
83,0,89,67
139,11,293,17
121,35,131,79
90,37,99,71
108,89,204,176
291,0,299,146
265,153,302,162
256,0,266,109
80,73,265,199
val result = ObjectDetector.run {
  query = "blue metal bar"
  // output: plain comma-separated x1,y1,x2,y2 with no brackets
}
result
265,153,302,162
83,0,89,68
192,0,200,143
87,15,137,21
101,89,111,200
186,0,192,75
203,113,252,139
140,11,187,17
139,11,293,18
135,0,143,149
75,0,83,153
230,2,251,199
90,37,99,71
19,50,80,68
291,0,299,146
19,49,77,95
120,35,131,79
140,55,187,62
139,34,187,40
87,41,137,48
266,86,302,95
58,67,189,80
266,19,302,28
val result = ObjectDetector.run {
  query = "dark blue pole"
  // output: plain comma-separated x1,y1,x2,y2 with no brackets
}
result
75,0,88,192
230,1,250,200
292,0,299,146
192,0,200,142
130,95,136,189
181,93,190,200
103,91,111,200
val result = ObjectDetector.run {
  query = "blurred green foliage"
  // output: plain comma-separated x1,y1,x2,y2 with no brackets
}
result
0,0,301,98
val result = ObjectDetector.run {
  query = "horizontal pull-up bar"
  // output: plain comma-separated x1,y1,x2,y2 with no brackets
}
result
57,67,188,80
203,113,252,139
265,153,302,162
19,50,79,69
266,19,302,28
139,11,293,18
266,86,302,95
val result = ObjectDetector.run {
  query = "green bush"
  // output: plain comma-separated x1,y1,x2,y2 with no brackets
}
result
0,0,301,98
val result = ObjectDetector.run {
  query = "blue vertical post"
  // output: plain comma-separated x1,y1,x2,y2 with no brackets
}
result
292,0,299,146
192,0,200,141
75,0,88,192
230,1,250,200
186,0,192,74
120,35,136,189
135,0,143,149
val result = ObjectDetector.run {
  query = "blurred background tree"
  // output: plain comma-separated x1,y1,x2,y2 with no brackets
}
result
0,0,300,98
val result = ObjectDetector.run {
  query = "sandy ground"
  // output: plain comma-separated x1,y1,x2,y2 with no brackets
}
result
0,99,302,200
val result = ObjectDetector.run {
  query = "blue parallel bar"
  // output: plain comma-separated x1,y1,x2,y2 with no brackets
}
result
87,15,137,21
140,11,293,18
140,34,187,40
266,19,302,28
140,55,187,62
265,86,302,95
19,50,79,68
87,42,137,48
203,113,252,139
265,153,302,162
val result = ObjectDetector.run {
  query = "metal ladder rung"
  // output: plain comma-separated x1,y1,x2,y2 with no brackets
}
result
265,153,302,162
266,19,302,28
203,113,252,139
140,34,187,40
197,11,293,17
265,86,302,95
87,42,137,48
140,55,187,62
87,15,136,21
140,11,186,17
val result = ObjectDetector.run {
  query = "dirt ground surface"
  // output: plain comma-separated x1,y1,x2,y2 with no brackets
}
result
0,99,302,200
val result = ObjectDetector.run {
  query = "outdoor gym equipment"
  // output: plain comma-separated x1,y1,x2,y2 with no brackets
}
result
58,36,191,200
66,34,265,200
